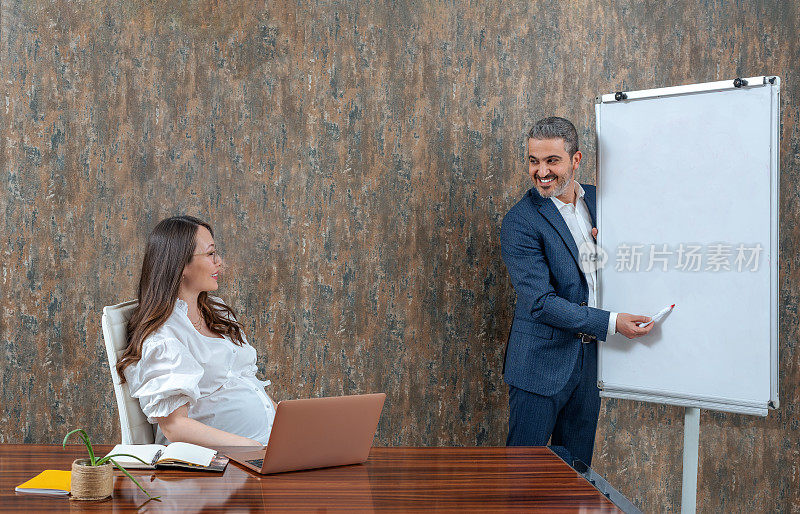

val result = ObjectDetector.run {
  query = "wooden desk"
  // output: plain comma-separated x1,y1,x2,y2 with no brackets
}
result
1,445,619,512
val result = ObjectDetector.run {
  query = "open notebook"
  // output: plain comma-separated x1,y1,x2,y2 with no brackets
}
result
106,442,228,471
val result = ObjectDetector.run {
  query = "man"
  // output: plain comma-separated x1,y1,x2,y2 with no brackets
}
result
500,116,652,466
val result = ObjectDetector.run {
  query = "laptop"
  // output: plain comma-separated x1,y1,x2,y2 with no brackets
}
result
226,393,386,474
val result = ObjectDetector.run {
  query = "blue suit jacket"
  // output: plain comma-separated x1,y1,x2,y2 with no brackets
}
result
500,184,611,396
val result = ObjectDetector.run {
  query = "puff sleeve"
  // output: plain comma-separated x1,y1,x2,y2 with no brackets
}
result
124,337,205,423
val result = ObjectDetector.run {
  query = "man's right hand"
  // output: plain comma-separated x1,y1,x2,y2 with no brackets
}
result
616,313,654,339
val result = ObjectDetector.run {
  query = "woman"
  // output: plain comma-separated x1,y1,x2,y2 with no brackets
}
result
116,215,275,446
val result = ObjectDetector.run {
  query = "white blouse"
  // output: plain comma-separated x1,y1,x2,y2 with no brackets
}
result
124,298,276,445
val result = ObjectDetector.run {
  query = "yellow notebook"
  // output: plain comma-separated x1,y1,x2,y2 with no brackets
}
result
15,470,71,495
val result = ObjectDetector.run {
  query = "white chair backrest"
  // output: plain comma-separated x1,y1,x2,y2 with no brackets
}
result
102,300,156,444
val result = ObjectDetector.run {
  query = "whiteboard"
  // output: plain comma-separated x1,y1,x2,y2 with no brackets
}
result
596,76,780,416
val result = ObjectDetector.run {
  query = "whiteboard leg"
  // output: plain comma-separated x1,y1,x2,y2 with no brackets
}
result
681,407,700,514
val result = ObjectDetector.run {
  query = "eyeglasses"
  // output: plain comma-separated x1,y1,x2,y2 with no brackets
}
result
193,249,223,264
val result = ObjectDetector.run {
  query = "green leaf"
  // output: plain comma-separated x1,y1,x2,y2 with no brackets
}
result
97,453,151,466
80,431,96,466
62,428,85,448
62,428,96,466
108,458,161,501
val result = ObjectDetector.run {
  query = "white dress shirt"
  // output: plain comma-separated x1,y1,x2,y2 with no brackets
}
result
124,298,276,445
551,182,617,338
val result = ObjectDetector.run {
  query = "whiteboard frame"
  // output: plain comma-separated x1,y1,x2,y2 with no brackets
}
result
595,76,780,416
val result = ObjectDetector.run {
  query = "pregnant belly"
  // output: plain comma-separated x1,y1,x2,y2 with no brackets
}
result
192,381,275,443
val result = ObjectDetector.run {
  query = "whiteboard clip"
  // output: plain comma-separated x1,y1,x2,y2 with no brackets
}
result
765,76,777,85
768,400,776,409
733,77,748,88
597,380,605,389
614,91,627,101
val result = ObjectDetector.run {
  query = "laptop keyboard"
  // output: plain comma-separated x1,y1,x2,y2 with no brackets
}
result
246,458,264,468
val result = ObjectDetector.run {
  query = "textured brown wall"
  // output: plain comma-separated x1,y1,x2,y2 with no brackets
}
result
1,0,798,511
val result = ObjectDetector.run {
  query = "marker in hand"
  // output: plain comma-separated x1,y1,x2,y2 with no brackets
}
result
638,304,675,328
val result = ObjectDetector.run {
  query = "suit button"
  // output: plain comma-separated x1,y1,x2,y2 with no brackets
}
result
580,302,587,306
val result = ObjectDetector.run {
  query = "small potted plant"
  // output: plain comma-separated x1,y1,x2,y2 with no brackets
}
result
63,428,160,502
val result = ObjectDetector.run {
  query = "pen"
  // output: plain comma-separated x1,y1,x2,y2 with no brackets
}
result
638,304,675,328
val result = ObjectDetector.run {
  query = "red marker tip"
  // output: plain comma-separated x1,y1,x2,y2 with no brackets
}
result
670,304,675,308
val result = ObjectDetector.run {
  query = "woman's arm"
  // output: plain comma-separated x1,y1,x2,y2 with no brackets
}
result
156,404,262,447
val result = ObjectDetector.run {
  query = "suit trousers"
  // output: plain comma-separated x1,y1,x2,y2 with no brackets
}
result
506,341,601,466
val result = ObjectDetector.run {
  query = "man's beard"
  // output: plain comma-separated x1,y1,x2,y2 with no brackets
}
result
536,174,573,199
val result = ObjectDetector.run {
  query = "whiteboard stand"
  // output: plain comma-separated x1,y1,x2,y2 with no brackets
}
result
595,76,781,512
681,407,700,514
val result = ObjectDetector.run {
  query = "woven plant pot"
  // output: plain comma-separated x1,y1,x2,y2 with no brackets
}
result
70,459,113,501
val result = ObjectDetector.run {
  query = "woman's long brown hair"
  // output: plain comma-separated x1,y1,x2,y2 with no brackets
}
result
116,215,245,382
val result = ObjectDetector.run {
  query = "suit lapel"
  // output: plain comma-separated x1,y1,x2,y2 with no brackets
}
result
583,184,597,227
532,191,581,269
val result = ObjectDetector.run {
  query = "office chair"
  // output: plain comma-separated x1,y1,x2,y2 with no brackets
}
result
102,300,156,444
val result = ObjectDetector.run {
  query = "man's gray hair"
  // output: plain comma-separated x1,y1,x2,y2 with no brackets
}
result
527,117,579,157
